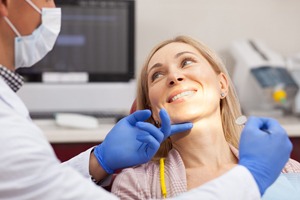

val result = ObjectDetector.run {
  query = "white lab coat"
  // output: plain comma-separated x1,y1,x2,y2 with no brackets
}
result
0,77,260,200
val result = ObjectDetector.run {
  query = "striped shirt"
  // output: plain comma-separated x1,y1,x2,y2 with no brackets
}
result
0,65,23,92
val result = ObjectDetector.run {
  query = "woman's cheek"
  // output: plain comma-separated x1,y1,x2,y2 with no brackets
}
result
148,85,161,105
148,88,163,120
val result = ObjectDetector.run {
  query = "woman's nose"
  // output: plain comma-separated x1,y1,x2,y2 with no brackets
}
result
168,74,184,86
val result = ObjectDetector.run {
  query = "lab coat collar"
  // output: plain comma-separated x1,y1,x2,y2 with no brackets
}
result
0,76,29,118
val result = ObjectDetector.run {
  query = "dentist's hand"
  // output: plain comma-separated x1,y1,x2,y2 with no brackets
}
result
238,117,292,196
93,109,193,174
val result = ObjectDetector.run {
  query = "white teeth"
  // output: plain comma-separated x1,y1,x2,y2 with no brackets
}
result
171,91,195,102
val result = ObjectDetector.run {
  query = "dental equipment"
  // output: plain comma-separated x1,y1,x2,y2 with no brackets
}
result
235,115,248,126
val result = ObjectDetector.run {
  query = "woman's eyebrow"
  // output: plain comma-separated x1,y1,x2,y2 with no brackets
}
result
148,51,197,73
175,51,197,58
148,63,162,74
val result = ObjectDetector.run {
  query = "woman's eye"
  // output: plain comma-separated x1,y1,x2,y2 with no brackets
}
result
182,58,194,67
151,72,163,82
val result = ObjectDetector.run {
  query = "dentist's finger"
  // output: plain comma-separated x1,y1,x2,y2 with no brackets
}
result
159,109,171,134
169,123,193,137
136,133,160,151
245,117,281,135
126,110,152,125
136,122,164,143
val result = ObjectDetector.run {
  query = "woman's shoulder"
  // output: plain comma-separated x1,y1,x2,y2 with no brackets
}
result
111,149,187,199
111,161,160,199
116,159,161,181
282,158,300,173
114,148,184,178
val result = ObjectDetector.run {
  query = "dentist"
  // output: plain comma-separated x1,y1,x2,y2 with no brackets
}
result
0,0,293,199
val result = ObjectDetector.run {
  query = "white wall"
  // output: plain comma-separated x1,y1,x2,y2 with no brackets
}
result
135,0,300,75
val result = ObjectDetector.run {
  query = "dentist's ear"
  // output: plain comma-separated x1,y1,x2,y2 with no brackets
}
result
0,0,8,17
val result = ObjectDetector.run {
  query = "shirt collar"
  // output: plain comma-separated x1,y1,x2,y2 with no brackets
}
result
0,65,24,92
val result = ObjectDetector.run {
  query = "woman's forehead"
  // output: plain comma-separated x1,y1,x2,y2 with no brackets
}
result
147,42,200,68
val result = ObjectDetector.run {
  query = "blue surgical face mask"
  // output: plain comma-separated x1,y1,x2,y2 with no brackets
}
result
4,0,61,69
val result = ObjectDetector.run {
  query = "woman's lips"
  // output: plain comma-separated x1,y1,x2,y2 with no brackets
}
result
167,89,197,103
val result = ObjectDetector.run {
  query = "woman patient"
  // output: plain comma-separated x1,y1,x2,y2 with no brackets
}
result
111,35,300,199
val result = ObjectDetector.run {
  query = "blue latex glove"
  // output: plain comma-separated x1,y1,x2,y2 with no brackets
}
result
94,109,193,174
239,116,293,196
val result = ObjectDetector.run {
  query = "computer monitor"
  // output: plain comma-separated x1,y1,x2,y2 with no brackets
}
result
18,0,135,82
17,0,136,117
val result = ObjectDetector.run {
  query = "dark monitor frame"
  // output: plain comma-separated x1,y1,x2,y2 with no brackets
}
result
17,0,135,82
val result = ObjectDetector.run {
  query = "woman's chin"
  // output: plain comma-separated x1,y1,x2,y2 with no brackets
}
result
171,118,194,125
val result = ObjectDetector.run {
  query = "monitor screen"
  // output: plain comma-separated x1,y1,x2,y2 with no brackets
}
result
17,0,135,82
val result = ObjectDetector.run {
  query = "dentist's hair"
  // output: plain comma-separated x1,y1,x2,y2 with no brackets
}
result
136,35,243,160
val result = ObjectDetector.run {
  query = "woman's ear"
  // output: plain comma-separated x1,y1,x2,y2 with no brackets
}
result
0,0,8,17
218,72,229,97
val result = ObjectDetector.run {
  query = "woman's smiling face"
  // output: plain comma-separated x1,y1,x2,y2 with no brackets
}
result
147,42,227,124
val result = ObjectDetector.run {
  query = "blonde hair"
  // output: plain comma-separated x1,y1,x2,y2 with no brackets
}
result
136,35,242,159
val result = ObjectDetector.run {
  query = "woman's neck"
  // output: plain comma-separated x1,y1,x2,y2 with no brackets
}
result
171,117,237,169
171,116,238,190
